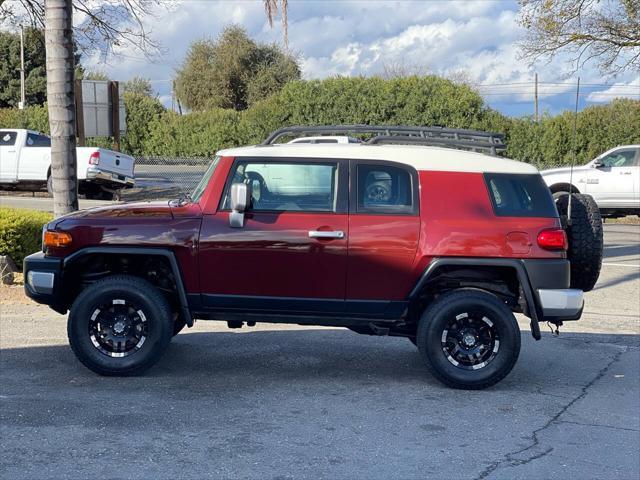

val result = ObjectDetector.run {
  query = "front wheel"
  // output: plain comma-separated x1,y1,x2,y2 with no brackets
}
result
416,288,521,389
67,275,173,376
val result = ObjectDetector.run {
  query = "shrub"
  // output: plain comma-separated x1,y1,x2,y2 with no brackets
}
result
0,208,52,265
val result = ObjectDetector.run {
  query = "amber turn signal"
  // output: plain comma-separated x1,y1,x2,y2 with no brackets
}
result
44,230,73,248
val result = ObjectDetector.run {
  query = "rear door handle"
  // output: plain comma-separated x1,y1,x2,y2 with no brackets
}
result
308,230,345,239
620,171,632,175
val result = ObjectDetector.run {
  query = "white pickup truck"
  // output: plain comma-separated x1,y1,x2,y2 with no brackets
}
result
0,129,135,199
541,145,640,217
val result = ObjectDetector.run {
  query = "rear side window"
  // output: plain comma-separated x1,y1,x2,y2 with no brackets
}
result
356,164,415,214
484,173,557,218
0,131,17,146
26,133,51,147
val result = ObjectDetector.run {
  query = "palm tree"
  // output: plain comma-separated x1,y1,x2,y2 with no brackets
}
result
45,0,78,216
263,0,289,47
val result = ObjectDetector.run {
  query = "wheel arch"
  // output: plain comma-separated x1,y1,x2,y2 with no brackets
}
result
548,182,580,194
408,258,541,339
62,246,193,327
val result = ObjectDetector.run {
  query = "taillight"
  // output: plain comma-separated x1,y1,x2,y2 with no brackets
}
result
537,228,567,251
89,151,100,165
43,230,73,248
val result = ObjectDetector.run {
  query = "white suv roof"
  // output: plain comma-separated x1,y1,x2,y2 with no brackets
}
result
287,136,359,144
217,143,538,175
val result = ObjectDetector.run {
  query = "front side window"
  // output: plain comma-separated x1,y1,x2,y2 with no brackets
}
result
599,149,638,167
225,161,339,212
26,133,51,147
191,156,220,202
0,131,17,146
356,164,414,214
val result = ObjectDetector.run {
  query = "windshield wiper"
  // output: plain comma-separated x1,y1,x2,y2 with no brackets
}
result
169,191,193,207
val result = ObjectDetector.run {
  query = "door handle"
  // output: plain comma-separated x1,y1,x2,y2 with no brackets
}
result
308,230,345,239
620,171,632,175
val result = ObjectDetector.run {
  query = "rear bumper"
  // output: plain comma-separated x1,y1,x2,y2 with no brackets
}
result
86,167,135,187
537,288,584,321
23,252,66,313
522,259,583,322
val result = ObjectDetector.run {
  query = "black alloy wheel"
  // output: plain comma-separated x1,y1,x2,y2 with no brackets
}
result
88,298,149,358
416,288,521,389
440,311,499,371
68,275,172,376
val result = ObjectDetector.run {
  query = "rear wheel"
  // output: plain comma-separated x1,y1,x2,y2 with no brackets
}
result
67,275,172,376
84,185,114,200
554,193,603,292
416,289,521,389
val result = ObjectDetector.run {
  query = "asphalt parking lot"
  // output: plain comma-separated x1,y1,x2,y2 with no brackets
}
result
1,225,638,480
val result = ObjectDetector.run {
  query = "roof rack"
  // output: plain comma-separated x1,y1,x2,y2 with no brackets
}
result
261,125,506,155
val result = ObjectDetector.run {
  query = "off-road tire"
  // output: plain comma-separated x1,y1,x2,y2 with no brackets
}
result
416,288,521,390
555,193,603,292
67,275,172,376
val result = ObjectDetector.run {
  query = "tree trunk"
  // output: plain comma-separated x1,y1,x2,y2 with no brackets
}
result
45,0,78,216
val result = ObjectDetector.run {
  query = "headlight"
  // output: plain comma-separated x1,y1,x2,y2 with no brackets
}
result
43,230,73,248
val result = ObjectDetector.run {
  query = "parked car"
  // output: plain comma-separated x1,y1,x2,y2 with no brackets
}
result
541,145,640,217
23,125,603,389
0,129,135,199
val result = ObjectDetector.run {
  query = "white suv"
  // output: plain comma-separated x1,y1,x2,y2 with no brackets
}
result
541,145,640,217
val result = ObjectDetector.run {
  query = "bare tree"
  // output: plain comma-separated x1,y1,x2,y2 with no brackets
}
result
263,0,288,47
2,0,161,215
379,60,428,79
518,0,640,76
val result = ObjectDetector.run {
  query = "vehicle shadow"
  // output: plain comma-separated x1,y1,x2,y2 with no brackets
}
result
593,269,640,290
1,329,638,394
603,243,640,260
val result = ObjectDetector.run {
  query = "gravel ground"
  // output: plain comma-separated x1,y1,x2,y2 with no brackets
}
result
1,225,638,480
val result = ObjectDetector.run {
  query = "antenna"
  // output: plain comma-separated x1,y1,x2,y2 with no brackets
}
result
567,77,580,225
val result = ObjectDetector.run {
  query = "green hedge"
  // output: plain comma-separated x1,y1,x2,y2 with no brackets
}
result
0,208,52,264
1,77,638,168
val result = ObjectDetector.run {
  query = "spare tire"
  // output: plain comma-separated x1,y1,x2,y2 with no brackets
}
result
554,193,603,292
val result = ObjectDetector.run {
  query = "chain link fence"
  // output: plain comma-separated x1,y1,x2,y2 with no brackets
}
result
121,156,213,202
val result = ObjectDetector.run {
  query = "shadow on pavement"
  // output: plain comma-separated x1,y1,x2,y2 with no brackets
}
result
1,329,638,480
1,329,637,390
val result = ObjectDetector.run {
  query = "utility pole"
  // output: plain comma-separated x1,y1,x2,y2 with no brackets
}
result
171,80,175,112
534,72,539,123
19,25,26,110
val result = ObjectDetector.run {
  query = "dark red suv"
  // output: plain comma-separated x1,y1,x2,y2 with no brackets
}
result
24,126,603,389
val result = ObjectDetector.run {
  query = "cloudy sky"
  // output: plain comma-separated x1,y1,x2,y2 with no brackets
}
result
81,0,640,117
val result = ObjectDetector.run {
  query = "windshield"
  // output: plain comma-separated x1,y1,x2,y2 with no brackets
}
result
191,156,220,202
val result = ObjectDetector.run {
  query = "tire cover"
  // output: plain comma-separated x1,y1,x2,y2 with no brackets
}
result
555,193,603,292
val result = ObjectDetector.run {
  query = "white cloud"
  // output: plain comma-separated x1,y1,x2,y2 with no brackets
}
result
76,0,638,114
586,79,640,103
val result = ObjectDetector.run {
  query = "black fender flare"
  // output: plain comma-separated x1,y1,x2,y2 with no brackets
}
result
63,246,193,327
408,257,541,340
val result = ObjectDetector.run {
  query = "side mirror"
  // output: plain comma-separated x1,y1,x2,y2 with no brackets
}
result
592,160,604,168
229,183,250,228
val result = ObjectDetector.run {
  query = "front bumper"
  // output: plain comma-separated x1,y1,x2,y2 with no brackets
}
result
86,167,135,187
23,252,65,312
